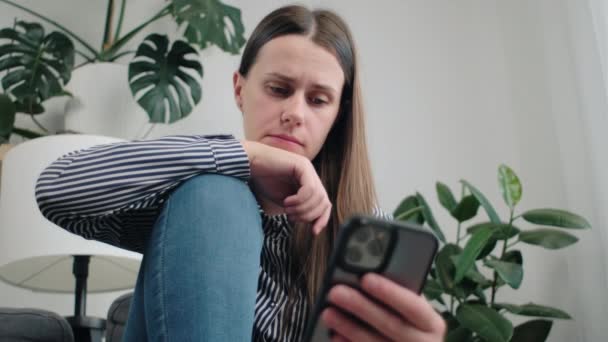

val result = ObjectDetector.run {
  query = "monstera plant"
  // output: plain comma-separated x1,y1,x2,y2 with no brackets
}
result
394,164,591,342
0,0,246,142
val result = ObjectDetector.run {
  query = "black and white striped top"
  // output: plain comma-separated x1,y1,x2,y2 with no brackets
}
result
35,134,387,341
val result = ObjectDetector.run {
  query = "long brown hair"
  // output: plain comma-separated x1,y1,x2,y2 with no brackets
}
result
238,3,377,321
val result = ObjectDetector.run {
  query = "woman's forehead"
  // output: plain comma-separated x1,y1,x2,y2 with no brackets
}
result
252,35,345,90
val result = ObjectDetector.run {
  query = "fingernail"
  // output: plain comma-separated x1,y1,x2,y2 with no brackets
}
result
363,273,379,289
321,308,334,325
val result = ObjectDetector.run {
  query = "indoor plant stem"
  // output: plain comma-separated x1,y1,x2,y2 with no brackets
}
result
0,0,99,59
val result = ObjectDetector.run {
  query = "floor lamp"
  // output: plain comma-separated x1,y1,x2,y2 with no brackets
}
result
0,135,142,342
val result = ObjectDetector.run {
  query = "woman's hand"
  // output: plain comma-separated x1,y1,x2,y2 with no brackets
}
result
321,273,446,341
241,140,331,234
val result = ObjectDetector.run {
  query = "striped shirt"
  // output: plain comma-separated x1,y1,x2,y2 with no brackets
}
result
35,134,386,341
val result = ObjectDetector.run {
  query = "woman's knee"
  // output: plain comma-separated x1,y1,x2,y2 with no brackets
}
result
163,174,261,238
174,174,257,210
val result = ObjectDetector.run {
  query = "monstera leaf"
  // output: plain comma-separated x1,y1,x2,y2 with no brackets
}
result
0,93,15,142
128,34,203,124
0,21,74,114
171,0,246,54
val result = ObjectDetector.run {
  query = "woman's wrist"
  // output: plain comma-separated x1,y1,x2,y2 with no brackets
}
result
240,139,256,164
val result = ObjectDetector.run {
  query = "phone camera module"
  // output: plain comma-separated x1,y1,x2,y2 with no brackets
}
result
367,238,383,257
343,225,392,270
346,246,363,263
354,226,371,242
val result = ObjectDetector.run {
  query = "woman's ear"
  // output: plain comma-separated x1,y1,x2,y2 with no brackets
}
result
233,71,245,111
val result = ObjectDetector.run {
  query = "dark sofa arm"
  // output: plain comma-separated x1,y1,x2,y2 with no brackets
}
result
0,307,74,342
105,292,133,342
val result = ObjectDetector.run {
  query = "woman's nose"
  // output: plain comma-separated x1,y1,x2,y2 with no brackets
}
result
281,94,306,126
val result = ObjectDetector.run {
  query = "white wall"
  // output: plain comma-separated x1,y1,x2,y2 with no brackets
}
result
1,1,606,340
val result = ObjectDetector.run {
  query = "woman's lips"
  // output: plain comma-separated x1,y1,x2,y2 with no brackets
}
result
268,134,303,146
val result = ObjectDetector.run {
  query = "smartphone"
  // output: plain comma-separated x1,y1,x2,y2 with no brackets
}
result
301,215,438,342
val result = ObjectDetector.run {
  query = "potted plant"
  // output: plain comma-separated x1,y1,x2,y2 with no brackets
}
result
0,0,246,141
394,164,591,341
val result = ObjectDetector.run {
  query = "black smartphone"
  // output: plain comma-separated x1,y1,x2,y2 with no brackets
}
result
301,215,438,342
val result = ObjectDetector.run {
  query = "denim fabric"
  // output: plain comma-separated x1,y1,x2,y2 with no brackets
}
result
123,174,263,341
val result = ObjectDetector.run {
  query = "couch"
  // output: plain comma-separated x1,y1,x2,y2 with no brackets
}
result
0,292,133,342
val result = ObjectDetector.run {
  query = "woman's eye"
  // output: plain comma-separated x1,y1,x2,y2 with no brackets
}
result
269,86,289,95
310,97,328,105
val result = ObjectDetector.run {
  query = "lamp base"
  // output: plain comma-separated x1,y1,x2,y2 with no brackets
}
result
65,316,106,342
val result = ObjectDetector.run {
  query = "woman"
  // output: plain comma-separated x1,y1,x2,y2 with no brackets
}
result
35,5,445,342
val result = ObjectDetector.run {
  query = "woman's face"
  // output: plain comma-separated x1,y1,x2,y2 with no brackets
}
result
234,34,345,160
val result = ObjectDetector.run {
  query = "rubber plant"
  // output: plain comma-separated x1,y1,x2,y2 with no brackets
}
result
0,0,246,142
394,164,591,342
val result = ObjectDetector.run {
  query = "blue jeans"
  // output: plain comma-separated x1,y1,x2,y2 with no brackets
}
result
123,174,263,341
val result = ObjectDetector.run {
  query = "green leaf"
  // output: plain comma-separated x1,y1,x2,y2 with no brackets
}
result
461,180,501,223
478,238,497,260
466,222,495,234
445,325,473,342
494,250,523,288
443,311,459,331
521,208,591,229
393,195,424,224
450,255,492,287
497,164,522,209
456,304,513,342
495,303,571,319
451,195,480,222
494,224,520,240
0,94,16,140
467,222,519,260
171,0,246,54
12,127,44,139
519,228,578,249
454,227,495,283
510,319,553,342
502,250,523,265
416,192,446,242
468,222,520,241
422,278,444,304
438,247,480,299
473,287,488,303
484,259,523,289
437,182,458,212
129,34,203,124
0,22,74,112
14,98,44,114
436,244,462,295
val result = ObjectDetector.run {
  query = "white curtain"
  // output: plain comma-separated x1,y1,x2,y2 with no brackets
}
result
543,0,608,340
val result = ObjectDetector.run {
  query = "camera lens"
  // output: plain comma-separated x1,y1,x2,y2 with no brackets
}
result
346,246,363,263
354,226,371,242
367,238,384,257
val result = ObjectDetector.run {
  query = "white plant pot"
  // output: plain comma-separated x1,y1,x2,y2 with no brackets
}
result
64,62,149,140
11,96,67,144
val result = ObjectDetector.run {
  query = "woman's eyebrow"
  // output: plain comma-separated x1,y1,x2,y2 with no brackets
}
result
265,72,338,95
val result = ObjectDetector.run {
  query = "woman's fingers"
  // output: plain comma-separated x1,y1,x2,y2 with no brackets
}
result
312,203,331,235
361,274,446,335
321,307,389,342
288,193,330,225
284,186,319,214
331,334,350,342
327,284,429,341
312,201,332,234
283,162,331,232
244,141,331,232
284,183,314,207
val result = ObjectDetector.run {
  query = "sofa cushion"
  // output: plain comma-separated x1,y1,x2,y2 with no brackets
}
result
106,292,133,342
0,308,74,342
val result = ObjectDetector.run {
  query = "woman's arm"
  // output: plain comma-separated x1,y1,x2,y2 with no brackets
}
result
35,134,249,252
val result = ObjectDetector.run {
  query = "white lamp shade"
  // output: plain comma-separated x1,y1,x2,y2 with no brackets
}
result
0,134,142,293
